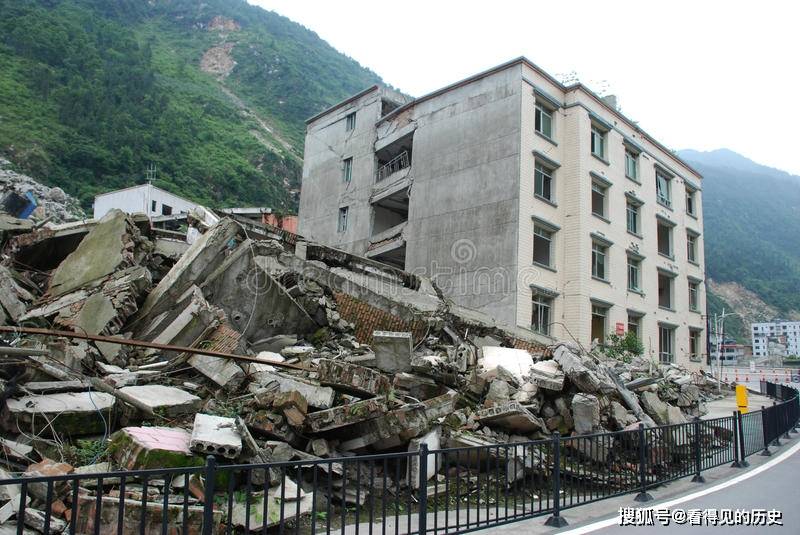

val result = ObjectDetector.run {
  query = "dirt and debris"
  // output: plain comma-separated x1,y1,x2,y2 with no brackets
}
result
0,207,727,532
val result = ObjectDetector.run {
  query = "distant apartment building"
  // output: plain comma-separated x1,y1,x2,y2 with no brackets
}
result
709,333,747,366
299,57,707,368
752,320,800,357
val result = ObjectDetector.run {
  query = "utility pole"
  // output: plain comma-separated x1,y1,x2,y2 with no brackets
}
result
715,308,740,393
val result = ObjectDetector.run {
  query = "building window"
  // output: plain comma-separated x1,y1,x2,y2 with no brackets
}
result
534,162,554,202
535,102,554,139
657,221,672,257
625,149,638,180
532,294,553,335
628,314,641,338
533,224,554,268
659,325,675,364
592,242,608,280
687,232,698,263
342,157,353,183
151,200,157,212
627,256,641,292
686,188,696,216
689,330,701,361
337,206,349,232
658,272,673,309
345,112,356,131
689,280,700,311
656,171,672,208
590,125,606,159
626,201,640,235
161,204,172,216
591,182,607,218
591,304,608,344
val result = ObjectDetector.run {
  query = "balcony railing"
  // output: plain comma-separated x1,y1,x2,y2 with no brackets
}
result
376,151,410,182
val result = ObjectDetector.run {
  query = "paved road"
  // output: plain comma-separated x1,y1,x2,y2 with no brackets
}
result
565,441,800,534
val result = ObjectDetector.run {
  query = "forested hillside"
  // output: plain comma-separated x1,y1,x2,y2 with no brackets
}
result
681,149,800,339
0,0,383,209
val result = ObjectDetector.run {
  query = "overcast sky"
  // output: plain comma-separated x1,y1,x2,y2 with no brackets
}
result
251,0,800,175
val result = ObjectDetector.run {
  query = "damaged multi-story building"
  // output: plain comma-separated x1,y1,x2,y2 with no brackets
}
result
299,57,707,369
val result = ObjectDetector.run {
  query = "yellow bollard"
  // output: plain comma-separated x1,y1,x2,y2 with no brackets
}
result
736,384,749,414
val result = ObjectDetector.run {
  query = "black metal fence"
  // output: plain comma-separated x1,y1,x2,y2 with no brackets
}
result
1,382,797,535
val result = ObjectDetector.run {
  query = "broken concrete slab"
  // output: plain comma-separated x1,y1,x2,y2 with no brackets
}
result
571,393,601,434
47,209,139,298
3,391,115,436
317,359,391,398
475,402,547,433
22,459,73,501
372,330,413,373
552,345,615,394
305,397,388,433
110,427,203,470
529,360,565,391
408,426,441,489
117,385,202,418
190,414,242,459
228,478,312,531
252,370,335,409
481,347,533,384
393,372,441,400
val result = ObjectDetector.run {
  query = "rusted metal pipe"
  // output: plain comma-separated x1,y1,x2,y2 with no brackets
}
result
0,326,311,372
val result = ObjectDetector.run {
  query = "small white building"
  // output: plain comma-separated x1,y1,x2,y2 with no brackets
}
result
752,320,800,357
93,184,199,220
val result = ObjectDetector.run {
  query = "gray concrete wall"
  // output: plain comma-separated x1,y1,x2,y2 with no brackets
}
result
402,66,523,325
299,89,383,255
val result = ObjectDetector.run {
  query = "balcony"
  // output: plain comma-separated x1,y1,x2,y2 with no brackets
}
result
376,151,410,182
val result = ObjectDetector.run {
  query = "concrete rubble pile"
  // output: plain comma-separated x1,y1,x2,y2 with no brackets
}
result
0,210,728,533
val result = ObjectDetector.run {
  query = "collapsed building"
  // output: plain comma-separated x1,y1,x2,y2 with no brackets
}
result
0,207,724,533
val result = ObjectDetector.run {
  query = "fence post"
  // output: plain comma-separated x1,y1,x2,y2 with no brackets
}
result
731,411,742,468
691,417,706,483
760,406,772,456
634,423,653,502
544,432,568,528
793,396,799,433
736,410,749,467
202,455,217,535
770,402,782,447
782,402,791,440
418,443,428,535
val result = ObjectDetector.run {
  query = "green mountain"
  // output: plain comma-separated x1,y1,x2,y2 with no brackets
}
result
0,0,383,210
680,149,800,340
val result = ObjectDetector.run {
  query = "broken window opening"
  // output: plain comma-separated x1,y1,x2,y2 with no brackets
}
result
656,171,672,208
591,182,607,218
345,112,356,132
591,304,608,344
342,157,353,183
161,204,173,216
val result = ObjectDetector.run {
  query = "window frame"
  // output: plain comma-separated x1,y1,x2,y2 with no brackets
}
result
590,125,606,159
531,293,553,336
337,206,349,233
533,223,554,269
687,232,698,264
655,170,672,208
626,201,640,235
657,220,673,258
627,256,641,292
342,157,353,183
658,271,675,310
534,102,554,139
534,161,555,203
591,181,608,219
345,111,356,132
686,187,696,217
591,304,609,344
625,149,639,181
627,313,641,338
689,279,700,312
591,241,608,281
659,325,675,364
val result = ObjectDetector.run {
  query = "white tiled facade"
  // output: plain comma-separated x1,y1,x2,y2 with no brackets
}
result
299,58,707,370
752,321,800,357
